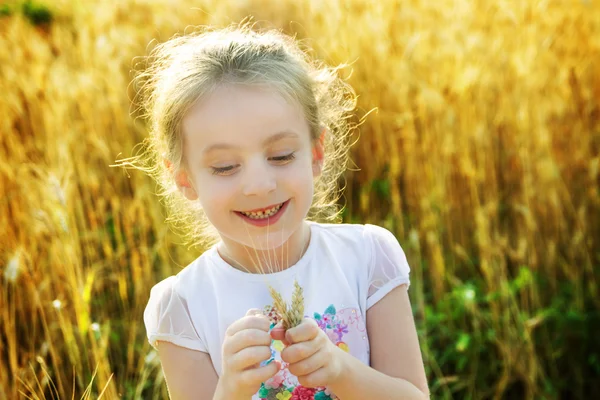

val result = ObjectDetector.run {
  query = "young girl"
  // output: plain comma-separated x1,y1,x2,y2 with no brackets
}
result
137,23,429,400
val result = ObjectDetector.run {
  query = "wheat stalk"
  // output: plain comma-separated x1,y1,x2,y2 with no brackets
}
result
269,279,304,330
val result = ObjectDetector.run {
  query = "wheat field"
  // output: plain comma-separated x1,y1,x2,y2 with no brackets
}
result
1,0,599,399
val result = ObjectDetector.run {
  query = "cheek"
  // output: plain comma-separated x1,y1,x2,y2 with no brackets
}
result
283,164,315,201
287,155,314,181
195,177,237,210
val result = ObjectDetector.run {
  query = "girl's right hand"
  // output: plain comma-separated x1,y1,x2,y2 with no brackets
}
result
214,309,280,399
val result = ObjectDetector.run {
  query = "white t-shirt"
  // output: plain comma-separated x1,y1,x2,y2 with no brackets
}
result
144,222,411,399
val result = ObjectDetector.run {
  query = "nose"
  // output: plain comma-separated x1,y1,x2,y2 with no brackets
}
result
241,158,277,197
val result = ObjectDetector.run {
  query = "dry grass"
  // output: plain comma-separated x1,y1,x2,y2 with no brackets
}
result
0,0,598,399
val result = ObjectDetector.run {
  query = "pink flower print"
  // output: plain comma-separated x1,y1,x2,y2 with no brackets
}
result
322,314,334,327
291,386,317,400
326,329,338,343
265,372,284,389
333,323,348,341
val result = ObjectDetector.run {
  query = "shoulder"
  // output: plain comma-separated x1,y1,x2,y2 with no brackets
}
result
360,223,409,271
309,222,369,261
144,274,184,322
147,275,178,303
311,221,370,243
311,221,398,254
311,221,394,236
310,222,403,274
362,224,405,258
312,222,409,275
145,251,213,307
143,256,211,352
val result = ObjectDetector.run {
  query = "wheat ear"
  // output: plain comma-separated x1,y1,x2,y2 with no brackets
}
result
268,279,304,330
288,280,304,328
268,285,290,328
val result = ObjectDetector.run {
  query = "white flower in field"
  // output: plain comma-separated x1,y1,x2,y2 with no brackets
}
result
145,350,159,366
90,322,100,332
56,209,69,233
96,35,107,49
48,174,66,207
464,288,475,301
52,299,62,310
4,249,22,283
40,342,49,357
409,229,420,249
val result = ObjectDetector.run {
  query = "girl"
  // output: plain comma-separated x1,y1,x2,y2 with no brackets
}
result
136,23,429,400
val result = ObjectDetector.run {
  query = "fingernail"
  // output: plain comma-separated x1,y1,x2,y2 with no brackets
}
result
270,327,285,338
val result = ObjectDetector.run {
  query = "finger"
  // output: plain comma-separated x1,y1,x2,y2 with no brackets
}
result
225,314,271,337
270,327,290,346
280,337,320,364
246,308,263,317
239,359,280,387
297,366,328,388
285,319,319,344
248,358,282,371
287,349,326,378
225,328,272,355
228,345,272,371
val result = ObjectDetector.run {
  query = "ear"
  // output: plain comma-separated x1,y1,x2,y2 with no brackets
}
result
311,128,326,177
163,158,199,201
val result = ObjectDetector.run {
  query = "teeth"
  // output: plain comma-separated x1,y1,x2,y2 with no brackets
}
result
240,203,284,219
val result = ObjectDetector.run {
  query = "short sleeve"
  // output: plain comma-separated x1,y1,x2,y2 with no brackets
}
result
365,224,411,309
143,275,207,352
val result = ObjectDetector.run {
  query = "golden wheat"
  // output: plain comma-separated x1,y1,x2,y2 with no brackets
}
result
1,0,598,399
289,280,305,328
268,280,305,330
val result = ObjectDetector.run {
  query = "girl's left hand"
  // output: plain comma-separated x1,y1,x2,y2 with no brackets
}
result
270,319,345,388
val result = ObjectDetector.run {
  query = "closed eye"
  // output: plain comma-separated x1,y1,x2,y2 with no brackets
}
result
210,165,238,176
209,153,295,176
269,153,296,163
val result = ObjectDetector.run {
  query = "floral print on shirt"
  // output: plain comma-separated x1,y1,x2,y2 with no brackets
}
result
256,304,355,400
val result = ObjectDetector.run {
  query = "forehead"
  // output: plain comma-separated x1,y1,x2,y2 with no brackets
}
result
181,84,310,152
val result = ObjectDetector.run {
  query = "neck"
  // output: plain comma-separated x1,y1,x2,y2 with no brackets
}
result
217,222,311,274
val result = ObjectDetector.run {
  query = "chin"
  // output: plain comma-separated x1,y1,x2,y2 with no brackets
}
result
236,229,294,251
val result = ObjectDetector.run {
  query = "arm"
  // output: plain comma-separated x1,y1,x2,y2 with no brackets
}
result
327,284,429,399
156,341,219,400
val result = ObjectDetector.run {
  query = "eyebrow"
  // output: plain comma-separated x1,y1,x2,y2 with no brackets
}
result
202,130,300,154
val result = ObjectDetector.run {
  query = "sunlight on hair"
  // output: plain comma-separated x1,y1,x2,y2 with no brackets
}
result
112,20,359,250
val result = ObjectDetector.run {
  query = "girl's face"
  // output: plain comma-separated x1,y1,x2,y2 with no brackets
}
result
179,84,322,251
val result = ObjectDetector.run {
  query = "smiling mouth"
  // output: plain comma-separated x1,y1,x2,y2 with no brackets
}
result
236,201,287,220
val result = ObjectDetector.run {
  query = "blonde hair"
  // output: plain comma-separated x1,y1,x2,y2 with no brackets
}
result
118,22,358,249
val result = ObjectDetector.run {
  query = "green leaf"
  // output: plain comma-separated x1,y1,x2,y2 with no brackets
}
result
22,1,53,25
371,178,390,198
324,305,336,315
258,384,269,398
456,333,470,352
315,391,332,400
0,4,13,16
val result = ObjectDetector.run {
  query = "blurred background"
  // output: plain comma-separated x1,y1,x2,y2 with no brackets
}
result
1,0,599,399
